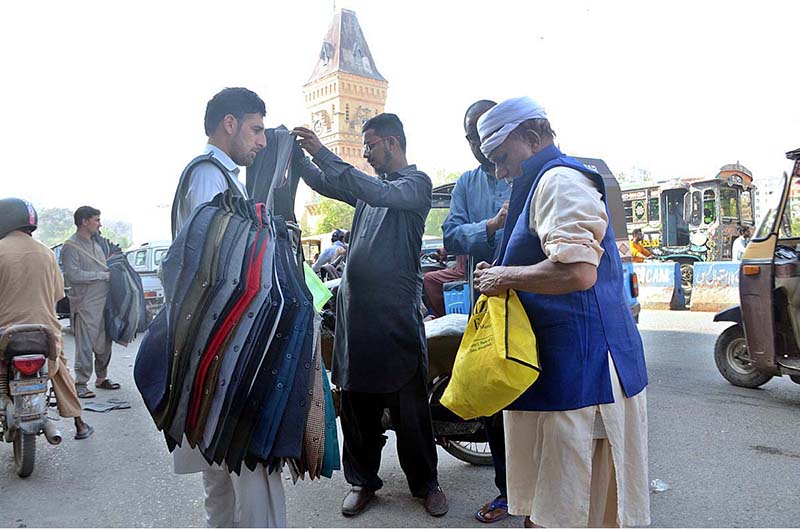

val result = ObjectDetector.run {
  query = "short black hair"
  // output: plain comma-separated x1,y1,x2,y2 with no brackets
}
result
464,100,496,125
737,225,750,235
74,206,101,227
204,87,266,136
362,113,406,153
632,228,643,238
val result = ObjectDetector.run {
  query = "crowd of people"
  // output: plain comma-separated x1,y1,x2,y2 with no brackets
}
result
0,87,653,528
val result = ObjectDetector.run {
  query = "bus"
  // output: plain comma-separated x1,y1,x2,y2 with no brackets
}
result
622,163,756,289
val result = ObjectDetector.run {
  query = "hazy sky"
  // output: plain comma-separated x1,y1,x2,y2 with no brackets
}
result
2,0,798,243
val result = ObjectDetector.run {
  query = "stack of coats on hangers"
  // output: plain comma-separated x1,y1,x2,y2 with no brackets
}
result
104,251,147,344
135,126,339,479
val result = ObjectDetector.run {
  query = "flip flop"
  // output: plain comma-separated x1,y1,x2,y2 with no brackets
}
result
475,496,509,523
75,424,94,440
95,379,121,390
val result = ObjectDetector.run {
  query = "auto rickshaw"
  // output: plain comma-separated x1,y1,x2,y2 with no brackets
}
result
714,148,800,388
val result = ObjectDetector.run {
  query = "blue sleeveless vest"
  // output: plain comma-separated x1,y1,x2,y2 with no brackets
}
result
498,145,648,411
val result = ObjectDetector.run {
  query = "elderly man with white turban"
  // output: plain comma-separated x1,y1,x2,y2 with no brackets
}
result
473,97,650,528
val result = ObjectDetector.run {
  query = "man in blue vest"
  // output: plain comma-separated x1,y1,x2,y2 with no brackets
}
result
472,97,650,528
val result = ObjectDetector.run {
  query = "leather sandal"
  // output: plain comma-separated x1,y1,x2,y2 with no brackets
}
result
95,379,121,390
76,386,96,399
476,495,509,523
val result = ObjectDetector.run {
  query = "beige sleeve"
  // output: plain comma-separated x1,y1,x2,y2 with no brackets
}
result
529,167,608,266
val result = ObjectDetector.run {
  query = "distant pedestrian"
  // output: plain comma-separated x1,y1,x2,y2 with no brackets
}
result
732,225,751,261
62,205,119,398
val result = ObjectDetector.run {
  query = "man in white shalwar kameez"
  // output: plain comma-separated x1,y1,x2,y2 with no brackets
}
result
473,97,650,528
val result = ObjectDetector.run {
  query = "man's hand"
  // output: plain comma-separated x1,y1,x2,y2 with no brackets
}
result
473,261,509,296
290,127,325,157
486,201,509,238
436,247,447,262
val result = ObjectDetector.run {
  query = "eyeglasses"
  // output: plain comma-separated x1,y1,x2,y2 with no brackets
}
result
362,136,394,155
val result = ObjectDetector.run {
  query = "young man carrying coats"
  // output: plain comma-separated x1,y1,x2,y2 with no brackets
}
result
170,87,286,528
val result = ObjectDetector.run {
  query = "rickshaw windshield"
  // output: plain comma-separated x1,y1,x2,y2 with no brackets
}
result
754,172,788,241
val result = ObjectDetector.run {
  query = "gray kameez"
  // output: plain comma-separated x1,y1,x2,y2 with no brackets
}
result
62,232,112,387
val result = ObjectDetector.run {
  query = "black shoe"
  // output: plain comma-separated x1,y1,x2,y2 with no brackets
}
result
424,486,448,517
342,486,375,516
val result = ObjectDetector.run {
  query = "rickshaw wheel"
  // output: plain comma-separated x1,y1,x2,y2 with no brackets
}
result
714,325,772,388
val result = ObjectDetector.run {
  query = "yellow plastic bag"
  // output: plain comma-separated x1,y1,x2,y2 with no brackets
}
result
440,290,539,420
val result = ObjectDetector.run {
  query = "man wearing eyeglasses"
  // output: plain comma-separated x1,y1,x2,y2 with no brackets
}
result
292,114,447,518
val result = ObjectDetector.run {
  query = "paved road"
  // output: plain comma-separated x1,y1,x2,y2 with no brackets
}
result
1,310,798,527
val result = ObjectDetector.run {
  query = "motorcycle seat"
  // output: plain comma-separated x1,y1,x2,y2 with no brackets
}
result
0,324,59,362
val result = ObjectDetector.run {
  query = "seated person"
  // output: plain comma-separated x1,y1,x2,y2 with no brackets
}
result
0,198,93,440
630,228,652,262
312,229,348,272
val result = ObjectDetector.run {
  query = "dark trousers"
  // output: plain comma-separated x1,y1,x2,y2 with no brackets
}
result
340,366,439,497
482,411,507,498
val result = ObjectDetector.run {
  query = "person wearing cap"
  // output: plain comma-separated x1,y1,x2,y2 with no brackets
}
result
472,97,650,528
312,229,349,273
0,198,94,440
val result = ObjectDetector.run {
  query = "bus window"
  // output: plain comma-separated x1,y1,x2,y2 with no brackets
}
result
703,189,716,224
648,197,660,223
623,200,634,224
632,200,646,223
740,190,754,223
720,188,739,220
688,191,702,226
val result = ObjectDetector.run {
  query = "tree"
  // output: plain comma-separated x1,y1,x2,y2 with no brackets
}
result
313,197,355,235
35,207,74,247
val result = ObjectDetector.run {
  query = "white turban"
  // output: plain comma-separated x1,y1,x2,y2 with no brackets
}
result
478,96,548,157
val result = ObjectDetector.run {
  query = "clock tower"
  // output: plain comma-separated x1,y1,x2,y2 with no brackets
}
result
303,9,388,175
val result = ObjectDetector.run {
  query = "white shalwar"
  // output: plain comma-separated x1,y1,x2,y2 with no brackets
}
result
504,166,650,528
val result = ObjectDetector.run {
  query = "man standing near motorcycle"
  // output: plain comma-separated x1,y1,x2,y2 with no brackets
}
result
62,205,118,398
431,99,512,523
0,198,94,440
292,114,448,518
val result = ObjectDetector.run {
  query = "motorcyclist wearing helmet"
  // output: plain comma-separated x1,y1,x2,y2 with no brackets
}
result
0,198,94,439
311,228,349,273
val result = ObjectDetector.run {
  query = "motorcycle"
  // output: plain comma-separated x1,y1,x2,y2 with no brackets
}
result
319,278,492,466
0,324,63,477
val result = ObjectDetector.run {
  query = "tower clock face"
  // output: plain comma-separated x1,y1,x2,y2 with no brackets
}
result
313,119,323,134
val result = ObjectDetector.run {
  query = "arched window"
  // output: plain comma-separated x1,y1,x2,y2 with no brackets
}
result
345,104,350,120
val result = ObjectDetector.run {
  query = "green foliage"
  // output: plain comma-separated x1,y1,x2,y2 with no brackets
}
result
313,198,355,235
432,170,460,186
425,208,448,238
34,207,74,247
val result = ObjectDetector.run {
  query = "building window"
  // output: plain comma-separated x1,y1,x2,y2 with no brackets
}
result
345,104,350,120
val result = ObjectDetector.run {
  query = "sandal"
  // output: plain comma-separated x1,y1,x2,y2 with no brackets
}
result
76,386,96,399
95,379,121,390
475,495,509,523
75,424,95,440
